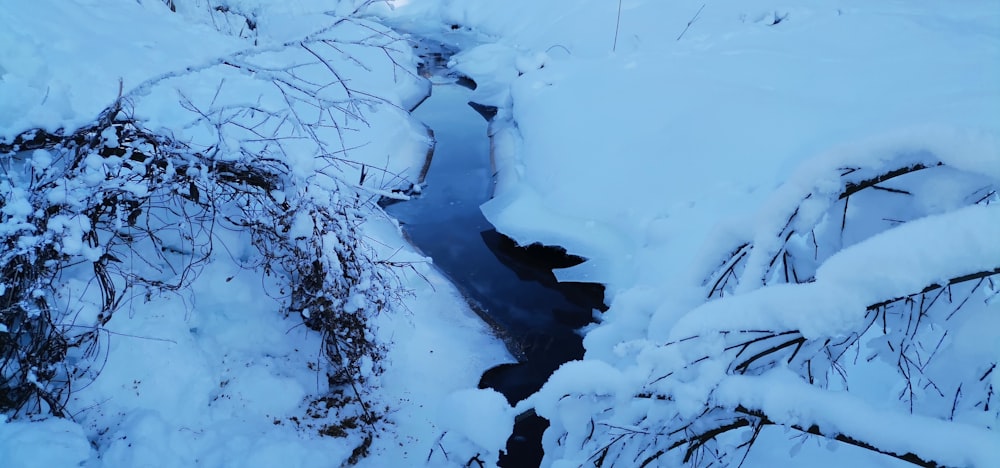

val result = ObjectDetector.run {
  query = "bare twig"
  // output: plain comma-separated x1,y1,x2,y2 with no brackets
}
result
677,4,706,41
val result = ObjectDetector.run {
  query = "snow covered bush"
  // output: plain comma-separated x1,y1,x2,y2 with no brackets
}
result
0,5,424,444
0,99,199,417
522,131,1000,467
0,95,383,420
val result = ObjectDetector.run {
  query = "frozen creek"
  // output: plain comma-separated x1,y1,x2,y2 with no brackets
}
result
383,42,606,467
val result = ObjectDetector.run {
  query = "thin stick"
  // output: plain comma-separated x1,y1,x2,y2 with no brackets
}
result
613,0,624,52
677,4,706,41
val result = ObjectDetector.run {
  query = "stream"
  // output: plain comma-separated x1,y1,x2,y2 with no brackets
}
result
382,43,606,466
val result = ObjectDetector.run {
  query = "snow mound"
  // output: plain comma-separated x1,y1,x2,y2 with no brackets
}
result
0,418,91,468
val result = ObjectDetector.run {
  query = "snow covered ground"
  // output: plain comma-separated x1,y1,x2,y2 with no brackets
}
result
374,0,1000,466
2,1,510,466
2,0,999,467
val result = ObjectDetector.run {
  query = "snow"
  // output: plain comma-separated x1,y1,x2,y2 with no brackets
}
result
3,0,999,466
665,203,1000,341
523,359,632,429
2,0,508,466
376,0,1000,466
0,418,91,467
377,0,1000,297
361,215,512,465
437,388,514,461
0,0,242,139
816,203,1000,298
715,368,1000,467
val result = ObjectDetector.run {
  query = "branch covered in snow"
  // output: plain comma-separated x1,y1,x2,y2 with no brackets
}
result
712,369,1000,467
523,138,1000,467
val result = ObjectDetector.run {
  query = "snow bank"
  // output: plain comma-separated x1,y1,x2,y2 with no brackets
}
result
0,418,91,468
362,215,513,465
378,1,1000,466
0,0,241,139
383,0,1000,296
437,389,514,462
381,0,1000,355
3,1,510,466
1,0,432,194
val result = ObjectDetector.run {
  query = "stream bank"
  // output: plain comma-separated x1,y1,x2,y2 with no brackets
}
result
382,39,606,467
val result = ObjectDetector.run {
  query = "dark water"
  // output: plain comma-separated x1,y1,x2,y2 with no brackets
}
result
383,56,605,466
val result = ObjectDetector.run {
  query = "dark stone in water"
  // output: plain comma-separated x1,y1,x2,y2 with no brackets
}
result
468,101,498,121
455,75,477,90
490,234,587,269
481,229,609,319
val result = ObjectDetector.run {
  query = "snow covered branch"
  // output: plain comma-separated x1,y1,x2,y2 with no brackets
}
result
713,370,1000,467
528,136,999,467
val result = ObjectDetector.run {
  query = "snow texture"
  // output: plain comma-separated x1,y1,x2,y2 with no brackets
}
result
1,0,508,466
3,0,999,467
378,0,1000,466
